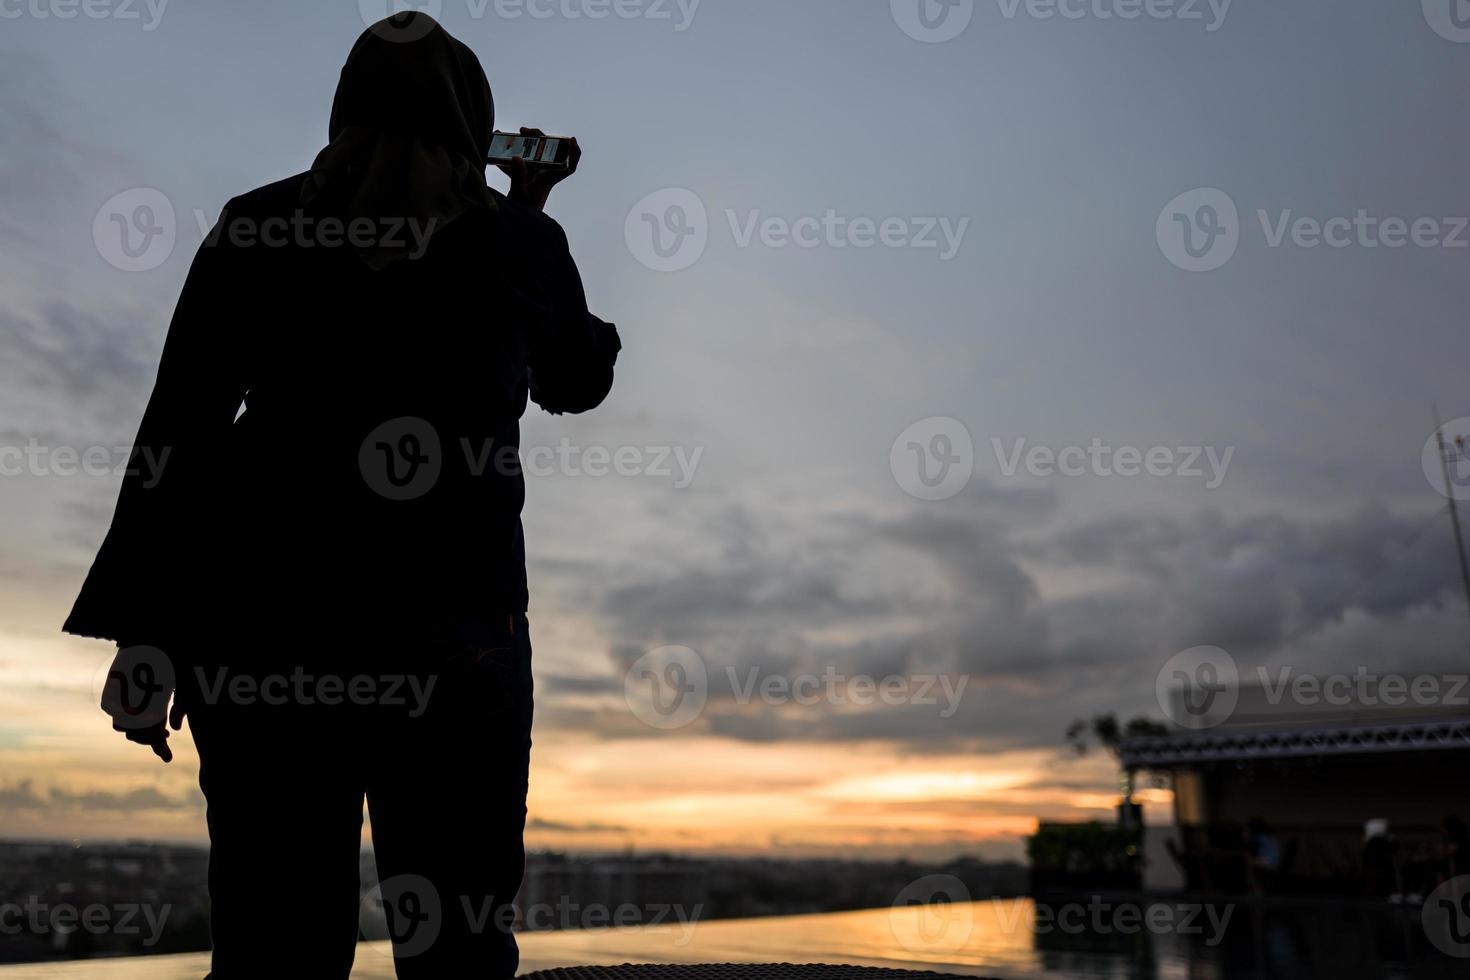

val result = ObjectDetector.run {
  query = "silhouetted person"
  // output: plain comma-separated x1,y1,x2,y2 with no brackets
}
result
65,14,619,978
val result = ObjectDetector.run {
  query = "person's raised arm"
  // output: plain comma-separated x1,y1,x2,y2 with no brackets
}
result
528,219,621,416
498,130,622,415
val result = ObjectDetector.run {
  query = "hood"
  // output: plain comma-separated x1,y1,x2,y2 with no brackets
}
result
329,12,495,165
303,13,497,269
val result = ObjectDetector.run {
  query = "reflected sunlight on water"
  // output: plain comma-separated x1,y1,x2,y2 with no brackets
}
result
0,898,1458,979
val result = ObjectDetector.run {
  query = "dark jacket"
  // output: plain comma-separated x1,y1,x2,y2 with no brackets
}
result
64,177,619,655
65,15,620,658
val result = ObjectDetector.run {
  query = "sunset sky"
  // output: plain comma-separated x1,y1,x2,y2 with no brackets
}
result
4,0,1470,863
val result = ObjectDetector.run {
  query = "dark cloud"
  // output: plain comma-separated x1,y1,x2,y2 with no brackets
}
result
0,780,201,814
555,492,1465,752
528,817,631,834
0,303,158,437
0,51,91,227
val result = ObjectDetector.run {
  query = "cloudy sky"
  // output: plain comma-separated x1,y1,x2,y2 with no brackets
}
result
3,0,1470,862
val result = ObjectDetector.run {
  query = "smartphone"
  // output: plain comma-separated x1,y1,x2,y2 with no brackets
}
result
487,131,573,170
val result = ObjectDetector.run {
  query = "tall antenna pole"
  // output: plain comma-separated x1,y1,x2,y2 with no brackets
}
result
1432,403,1470,657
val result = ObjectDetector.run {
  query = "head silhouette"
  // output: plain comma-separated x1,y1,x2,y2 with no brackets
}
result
332,13,494,165
306,12,498,268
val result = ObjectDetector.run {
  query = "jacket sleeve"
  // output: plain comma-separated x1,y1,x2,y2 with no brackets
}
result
62,206,249,644
527,219,621,416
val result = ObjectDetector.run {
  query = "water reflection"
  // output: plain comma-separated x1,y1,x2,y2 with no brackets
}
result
0,898,1466,978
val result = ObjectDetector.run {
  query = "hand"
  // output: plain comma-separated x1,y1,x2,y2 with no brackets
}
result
497,127,581,213
100,645,188,764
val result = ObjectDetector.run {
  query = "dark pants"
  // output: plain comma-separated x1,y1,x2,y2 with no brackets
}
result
187,615,533,979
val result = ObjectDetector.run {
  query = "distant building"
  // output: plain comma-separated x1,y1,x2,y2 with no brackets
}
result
516,854,708,930
1122,675,1470,895
0,841,210,961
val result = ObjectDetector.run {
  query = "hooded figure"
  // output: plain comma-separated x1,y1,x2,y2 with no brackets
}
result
66,14,620,979
303,15,499,268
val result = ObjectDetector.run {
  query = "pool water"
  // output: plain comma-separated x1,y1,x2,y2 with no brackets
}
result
0,897,1463,979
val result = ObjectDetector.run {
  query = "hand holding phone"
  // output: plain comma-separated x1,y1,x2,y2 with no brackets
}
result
491,127,581,213
488,130,574,170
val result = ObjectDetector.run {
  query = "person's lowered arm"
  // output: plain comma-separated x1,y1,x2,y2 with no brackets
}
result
65,208,249,644
66,206,249,762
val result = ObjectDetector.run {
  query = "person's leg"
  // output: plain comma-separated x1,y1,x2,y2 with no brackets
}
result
188,664,367,980
366,615,533,979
